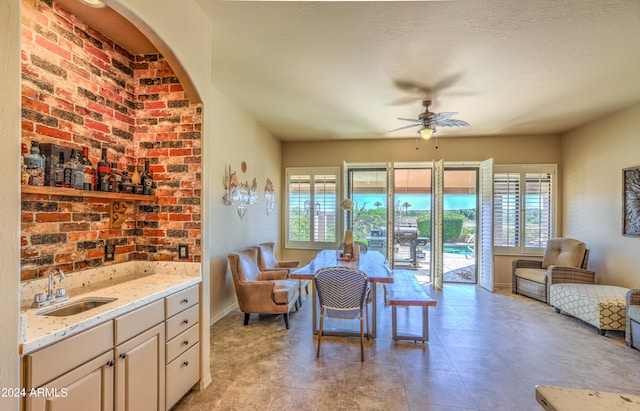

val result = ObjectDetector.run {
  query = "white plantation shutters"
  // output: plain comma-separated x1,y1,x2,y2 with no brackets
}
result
286,167,339,249
493,165,556,253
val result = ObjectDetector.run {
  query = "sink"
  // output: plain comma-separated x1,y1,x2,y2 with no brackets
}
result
35,297,117,317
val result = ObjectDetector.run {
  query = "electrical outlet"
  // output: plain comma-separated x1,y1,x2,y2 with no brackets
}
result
105,244,115,262
178,244,188,259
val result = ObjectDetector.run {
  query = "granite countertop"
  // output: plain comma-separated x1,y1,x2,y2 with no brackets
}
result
20,261,201,355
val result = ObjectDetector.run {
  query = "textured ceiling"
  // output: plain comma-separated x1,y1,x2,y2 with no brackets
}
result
200,0,640,142
55,0,640,142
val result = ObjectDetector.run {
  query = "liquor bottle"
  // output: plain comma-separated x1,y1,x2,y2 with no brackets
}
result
97,148,110,192
53,151,65,187
20,143,30,185
109,162,119,192
63,149,82,189
131,164,141,186
141,158,153,195
24,141,45,186
81,146,94,191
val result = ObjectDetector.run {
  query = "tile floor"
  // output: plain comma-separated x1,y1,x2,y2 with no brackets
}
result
173,283,640,410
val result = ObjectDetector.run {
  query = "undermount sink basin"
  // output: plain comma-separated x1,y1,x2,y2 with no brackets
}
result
35,297,117,317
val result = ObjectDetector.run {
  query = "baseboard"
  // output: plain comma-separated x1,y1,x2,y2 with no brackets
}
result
210,301,238,325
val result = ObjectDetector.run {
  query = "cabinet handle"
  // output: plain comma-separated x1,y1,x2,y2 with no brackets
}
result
183,319,189,324
183,361,189,366
107,360,115,367
120,353,127,359
182,298,189,303
183,340,189,345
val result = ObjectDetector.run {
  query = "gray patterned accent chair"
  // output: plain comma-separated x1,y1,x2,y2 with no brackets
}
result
314,267,369,361
512,238,595,303
626,289,640,349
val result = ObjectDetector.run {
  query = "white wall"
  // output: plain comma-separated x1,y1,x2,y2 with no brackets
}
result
0,1,21,409
562,104,640,287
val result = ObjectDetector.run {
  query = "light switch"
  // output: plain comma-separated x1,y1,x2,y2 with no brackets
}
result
178,244,188,259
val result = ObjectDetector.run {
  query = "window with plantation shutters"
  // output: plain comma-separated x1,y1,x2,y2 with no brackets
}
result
285,167,339,249
493,165,556,253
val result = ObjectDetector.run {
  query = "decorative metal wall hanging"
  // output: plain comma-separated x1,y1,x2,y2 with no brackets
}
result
265,178,275,215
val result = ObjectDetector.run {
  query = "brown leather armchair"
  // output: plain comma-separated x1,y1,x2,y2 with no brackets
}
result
257,242,308,305
512,237,594,303
228,246,300,329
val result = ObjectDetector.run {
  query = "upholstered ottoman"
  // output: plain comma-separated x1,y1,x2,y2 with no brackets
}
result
549,284,629,335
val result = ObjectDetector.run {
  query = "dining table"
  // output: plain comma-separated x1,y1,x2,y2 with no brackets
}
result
289,249,393,339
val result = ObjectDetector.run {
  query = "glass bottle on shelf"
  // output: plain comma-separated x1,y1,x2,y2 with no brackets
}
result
63,149,82,189
24,141,45,186
20,143,30,185
54,151,65,187
131,163,141,186
81,146,94,191
97,148,110,192
109,162,119,192
120,170,133,193
71,150,84,190
141,158,153,195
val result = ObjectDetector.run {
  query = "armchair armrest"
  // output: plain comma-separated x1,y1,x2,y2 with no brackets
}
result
257,269,289,281
275,260,300,269
547,265,596,285
512,259,543,272
627,289,640,307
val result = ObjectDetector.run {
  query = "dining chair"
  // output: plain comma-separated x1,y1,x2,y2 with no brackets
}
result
314,267,369,361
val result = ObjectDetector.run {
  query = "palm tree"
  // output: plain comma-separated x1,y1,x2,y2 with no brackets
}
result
374,201,383,210
401,201,412,215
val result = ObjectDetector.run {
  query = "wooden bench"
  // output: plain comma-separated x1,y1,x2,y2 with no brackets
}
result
385,269,437,342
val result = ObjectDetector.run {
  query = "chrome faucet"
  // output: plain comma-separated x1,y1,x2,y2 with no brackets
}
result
33,269,68,308
48,268,66,301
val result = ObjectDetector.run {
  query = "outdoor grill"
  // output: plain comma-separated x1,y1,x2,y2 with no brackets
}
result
367,226,428,267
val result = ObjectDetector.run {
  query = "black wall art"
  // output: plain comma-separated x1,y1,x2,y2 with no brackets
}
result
623,166,640,237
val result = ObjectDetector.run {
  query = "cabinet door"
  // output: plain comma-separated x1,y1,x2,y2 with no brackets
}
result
26,350,114,411
115,323,165,411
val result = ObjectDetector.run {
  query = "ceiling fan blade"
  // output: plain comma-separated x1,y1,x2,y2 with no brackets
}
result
436,119,470,127
396,117,422,123
431,111,458,122
388,123,421,133
386,95,422,106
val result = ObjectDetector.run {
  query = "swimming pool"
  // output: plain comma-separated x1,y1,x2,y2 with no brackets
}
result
423,243,474,256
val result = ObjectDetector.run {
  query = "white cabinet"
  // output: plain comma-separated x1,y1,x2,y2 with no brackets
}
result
23,322,114,411
114,300,165,411
21,284,201,411
164,285,200,410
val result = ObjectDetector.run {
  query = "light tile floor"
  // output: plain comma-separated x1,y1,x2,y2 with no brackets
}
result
173,284,640,410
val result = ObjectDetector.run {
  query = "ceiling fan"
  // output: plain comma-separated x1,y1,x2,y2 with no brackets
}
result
388,99,469,139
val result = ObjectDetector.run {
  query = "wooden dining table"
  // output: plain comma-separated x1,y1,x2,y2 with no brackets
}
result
289,249,393,339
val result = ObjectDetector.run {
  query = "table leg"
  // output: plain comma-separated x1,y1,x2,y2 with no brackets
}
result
371,283,377,339
312,285,318,335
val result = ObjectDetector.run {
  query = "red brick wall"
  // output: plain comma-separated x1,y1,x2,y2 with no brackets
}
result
20,0,202,280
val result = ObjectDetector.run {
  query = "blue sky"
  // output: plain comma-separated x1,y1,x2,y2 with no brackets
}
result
353,194,476,211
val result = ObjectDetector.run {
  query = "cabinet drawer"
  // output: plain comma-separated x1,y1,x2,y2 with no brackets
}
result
24,321,113,389
166,304,199,340
166,343,200,410
114,299,164,345
165,285,199,318
166,324,199,364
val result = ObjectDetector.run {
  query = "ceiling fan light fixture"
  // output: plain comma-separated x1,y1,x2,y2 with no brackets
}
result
419,126,433,140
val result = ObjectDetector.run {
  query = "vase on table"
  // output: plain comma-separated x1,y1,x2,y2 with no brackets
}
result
343,229,354,259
